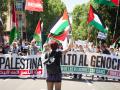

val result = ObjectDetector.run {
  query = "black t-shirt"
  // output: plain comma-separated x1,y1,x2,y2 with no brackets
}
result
46,50,62,74
102,49,110,55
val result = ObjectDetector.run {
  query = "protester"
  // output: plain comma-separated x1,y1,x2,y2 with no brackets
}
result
96,45,101,53
2,42,10,54
95,45,102,80
10,42,20,55
89,43,96,53
29,41,39,55
22,41,29,55
101,44,110,55
1,38,120,82
0,46,3,54
100,44,110,80
109,47,116,56
116,48,120,56
73,44,84,80
43,41,72,90
71,44,79,79
79,45,84,52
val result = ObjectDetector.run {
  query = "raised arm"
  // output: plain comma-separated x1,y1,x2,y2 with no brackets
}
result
62,40,74,54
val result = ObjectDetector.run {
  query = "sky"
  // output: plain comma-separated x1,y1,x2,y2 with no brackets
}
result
61,0,90,13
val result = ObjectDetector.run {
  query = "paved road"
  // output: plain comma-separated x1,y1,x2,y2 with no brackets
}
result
0,78,120,90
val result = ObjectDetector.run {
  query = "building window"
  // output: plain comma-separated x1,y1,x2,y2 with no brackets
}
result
16,0,24,2
15,2,23,11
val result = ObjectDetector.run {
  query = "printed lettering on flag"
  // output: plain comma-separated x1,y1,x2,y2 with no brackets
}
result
25,0,43,12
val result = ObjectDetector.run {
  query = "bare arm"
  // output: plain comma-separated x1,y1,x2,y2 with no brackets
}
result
62,40,74,54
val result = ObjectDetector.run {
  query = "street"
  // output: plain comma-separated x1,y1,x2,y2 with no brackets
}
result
0,77,120,90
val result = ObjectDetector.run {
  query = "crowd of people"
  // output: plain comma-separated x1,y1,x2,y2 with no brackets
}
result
0,40,120,56
70,42,120,56
0,39,120,90
0,40,120,81
66,42,120,81
0,40,42,55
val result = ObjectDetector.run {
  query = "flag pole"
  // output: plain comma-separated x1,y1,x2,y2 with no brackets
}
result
112,0,119,41
67,10,74,45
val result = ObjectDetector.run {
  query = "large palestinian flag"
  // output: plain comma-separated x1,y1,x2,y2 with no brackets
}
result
48,10,70,41
94,0,119,6
48,10,70,49
87,5,108,33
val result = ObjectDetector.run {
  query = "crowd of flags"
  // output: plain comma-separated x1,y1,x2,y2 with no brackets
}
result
8,0,119,49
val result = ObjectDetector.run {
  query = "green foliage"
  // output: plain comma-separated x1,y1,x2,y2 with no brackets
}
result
25,0,65,42
72,0,120,45
72,4,90,41
97,5,120,44
0,0,8,32
25,12,41,41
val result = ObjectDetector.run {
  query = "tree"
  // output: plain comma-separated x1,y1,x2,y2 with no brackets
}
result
72,0,120,45
0,0,8,32
72,4,95,41
25,0,65,42
0,0,9,44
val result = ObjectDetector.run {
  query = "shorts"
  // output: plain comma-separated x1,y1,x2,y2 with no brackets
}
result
46,73,62,82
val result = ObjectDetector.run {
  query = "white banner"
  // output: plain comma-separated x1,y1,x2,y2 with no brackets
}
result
0,52,120,79
0,54,45,78
61,51,120,79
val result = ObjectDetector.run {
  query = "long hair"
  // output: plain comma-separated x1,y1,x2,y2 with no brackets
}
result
50,42,59,50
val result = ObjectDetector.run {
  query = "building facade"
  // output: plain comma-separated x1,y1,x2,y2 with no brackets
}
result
15,0,26,39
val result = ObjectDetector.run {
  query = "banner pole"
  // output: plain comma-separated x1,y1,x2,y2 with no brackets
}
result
112,1,119,41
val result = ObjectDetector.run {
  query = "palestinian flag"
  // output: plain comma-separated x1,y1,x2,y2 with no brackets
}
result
9,3,18,45
33,20,42,50
33,20,42,41
48,28,69,41
87,5,108,33
49,10,70,41
94,0,119,6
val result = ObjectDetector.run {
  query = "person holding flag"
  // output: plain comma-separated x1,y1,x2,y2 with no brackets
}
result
42,9,72,90
43,40,73,90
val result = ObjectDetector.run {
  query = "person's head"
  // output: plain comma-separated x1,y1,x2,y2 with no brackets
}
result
101,44,106,50
91,43,95,48
110,48,114,53
79,45,84,52
96,45,101,53
50,42,59,50
13,42,17,48
43,43,50,51
31,41,36,46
